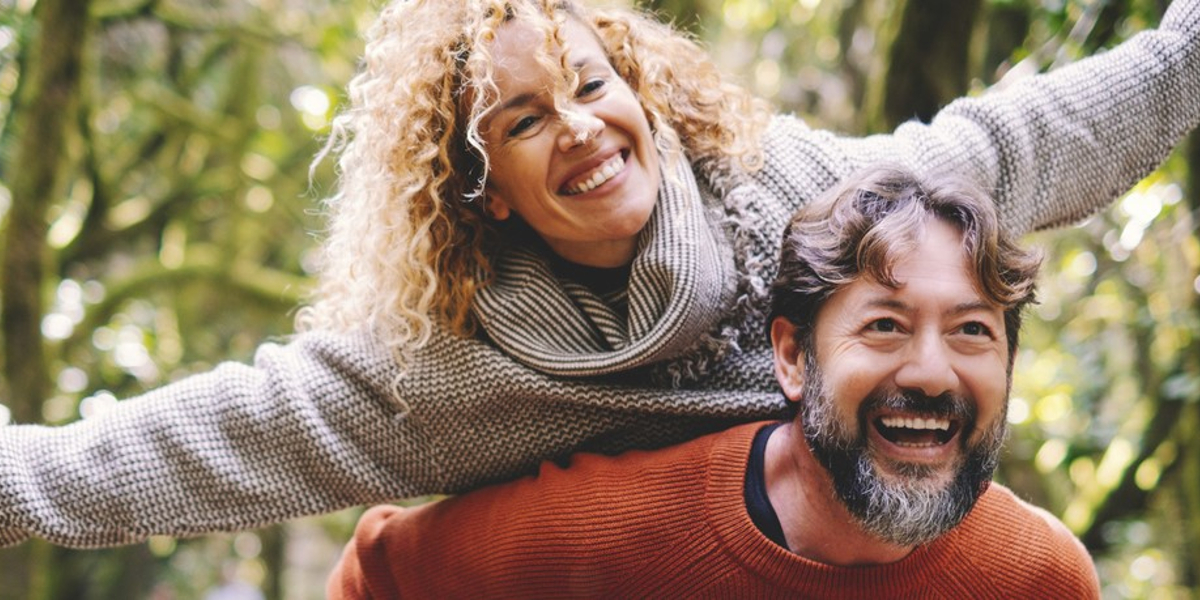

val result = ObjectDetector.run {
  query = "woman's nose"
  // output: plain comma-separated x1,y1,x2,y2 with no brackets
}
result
557,109,603,151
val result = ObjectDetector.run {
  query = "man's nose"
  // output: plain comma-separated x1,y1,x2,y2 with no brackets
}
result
557,108,603,151
893,332,960,398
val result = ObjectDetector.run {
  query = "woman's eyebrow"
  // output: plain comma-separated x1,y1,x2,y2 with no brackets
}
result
493,58,599,116
496,92,538,115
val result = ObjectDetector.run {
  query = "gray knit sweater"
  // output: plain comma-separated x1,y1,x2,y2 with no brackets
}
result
3,0,1199,547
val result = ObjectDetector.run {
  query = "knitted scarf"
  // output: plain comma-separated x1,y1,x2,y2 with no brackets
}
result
473,158,762,382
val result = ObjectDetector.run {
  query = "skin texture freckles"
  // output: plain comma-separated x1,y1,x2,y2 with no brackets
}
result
480,18,661,268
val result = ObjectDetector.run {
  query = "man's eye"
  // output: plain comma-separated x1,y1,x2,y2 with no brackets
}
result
867,318,898,333
960,321,993,337
508,115,540,137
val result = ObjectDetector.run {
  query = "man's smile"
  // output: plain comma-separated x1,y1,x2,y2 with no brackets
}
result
874,414,959,447
863,401,972,466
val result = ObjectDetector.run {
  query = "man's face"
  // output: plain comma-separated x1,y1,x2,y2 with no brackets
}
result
777,219,1011,546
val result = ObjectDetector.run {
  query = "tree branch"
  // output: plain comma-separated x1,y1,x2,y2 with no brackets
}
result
60,246,312,357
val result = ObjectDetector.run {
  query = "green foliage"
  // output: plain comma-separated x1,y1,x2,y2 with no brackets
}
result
0,0,376,597
0,0,1196,597
1016,163,1200,597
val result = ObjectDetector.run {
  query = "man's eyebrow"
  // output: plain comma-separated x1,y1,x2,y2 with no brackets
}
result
948,300,998,316
862,297,997,316
864,298,910,312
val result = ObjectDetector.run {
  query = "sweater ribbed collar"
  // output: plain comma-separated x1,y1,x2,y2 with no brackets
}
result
472,159,737,378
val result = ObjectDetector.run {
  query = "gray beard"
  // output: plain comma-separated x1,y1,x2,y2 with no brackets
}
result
798,351,1007,547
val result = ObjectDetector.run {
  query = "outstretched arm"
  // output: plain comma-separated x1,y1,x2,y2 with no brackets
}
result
0,331,439,547
0,324,781,548
758,0,1200,234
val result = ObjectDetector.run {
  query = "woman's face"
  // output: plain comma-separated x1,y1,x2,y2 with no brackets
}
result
477,17,661,267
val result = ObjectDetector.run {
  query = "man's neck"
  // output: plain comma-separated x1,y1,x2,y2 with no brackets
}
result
764,422,915,566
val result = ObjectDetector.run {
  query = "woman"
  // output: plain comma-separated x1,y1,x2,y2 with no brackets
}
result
2,0,1198,547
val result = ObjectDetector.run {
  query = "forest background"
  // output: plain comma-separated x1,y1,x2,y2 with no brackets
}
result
0,0,1197,598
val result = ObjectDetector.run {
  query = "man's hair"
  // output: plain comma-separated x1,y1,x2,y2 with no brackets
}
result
768,165,1042,362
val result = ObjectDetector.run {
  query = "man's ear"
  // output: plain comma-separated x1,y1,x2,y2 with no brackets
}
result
770,316,805,403
485,192,512,221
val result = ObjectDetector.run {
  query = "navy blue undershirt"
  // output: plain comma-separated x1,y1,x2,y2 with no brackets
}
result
744,421,789,549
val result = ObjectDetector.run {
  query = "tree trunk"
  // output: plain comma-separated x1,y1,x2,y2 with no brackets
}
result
1179,127,1200,591
979,0,1030,83
0,0,91,598
882,0,982,129
1,0,90,420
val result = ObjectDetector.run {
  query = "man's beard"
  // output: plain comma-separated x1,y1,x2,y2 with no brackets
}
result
798,351,1007,547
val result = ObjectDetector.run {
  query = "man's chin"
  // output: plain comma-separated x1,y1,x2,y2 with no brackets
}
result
826,445,996,548
869,449,963,487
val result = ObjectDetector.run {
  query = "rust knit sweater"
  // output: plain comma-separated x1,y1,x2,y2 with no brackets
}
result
327,423,1101,599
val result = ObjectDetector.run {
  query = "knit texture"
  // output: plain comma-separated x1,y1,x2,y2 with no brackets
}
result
2,0,1199,547
327,423,1102,599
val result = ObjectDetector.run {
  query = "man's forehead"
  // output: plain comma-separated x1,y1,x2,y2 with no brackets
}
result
829,223,998,314
853,289,1000,315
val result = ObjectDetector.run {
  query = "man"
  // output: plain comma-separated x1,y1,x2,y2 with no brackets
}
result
326,165,1100,598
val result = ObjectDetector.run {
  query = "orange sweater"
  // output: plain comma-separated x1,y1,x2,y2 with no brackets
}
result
328,423,1100,599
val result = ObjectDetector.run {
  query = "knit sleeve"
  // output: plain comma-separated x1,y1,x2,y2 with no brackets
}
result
0,331,444,548
758,0,1200,235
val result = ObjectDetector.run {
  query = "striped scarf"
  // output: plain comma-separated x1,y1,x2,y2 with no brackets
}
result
474,159,746,381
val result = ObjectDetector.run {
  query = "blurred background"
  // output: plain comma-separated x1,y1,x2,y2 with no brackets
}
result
0,0,1196,597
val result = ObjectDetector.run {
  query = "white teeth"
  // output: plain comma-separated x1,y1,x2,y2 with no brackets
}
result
894,440,940,448
880,416,951,431
565,154,624,195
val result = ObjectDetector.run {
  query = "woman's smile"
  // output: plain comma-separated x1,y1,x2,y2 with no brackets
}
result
479,18,661,268
560,150,627,196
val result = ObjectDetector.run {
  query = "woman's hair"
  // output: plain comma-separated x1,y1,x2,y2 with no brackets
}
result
769,165,1042,363
302,0,771,355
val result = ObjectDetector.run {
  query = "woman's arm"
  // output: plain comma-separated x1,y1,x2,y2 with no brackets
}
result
0,323,782,548
758,0,1200,234
0,331,440,547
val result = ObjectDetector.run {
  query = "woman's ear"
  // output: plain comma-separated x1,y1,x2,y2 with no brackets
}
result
770,317,805,403
485,193,512,221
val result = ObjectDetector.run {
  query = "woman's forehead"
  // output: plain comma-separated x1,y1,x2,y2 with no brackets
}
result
475,17,608,100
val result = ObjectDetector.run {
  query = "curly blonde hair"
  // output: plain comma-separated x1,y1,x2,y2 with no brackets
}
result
304,0,771,355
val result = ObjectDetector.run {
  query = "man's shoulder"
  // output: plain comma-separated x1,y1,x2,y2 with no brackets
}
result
515,420,762,493
367,421,766,541
973,483,1080,544
331,423,769,597
944,482,1101,597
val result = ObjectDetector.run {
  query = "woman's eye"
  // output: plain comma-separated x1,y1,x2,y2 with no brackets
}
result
577,78,606,97
508,115,540,137
867,318,898,333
